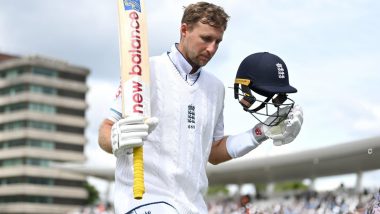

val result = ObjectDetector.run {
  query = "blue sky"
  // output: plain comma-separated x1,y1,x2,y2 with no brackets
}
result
1,0,379,198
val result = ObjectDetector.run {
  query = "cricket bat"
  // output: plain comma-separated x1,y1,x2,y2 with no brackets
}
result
117,0,151,199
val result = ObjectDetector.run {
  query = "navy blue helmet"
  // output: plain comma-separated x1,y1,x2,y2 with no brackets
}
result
234,52,297,126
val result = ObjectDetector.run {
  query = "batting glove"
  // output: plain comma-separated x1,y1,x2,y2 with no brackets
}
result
227,105,303,159
111,115,158,157
262,105,303,146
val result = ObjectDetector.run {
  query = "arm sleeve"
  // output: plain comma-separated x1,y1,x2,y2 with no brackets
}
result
213,109,224,142
226,129,261,158
107,85,123,122
213,85,225,142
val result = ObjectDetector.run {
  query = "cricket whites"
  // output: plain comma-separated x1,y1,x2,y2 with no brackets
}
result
117,0,151,199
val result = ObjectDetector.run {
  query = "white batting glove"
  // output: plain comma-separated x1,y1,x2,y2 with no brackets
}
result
111,115,158,157
263,105,303,146
227,105,303,159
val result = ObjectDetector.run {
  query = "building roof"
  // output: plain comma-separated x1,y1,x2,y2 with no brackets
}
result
0,54,89,75
0,53,19,62
207,136,380,185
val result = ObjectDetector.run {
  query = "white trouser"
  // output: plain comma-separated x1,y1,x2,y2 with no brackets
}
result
126,201,179,214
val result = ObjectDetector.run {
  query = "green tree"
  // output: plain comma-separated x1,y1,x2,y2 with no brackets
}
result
255,183,267,193
207,185,229,196
274,181,308,192
84,181,100,205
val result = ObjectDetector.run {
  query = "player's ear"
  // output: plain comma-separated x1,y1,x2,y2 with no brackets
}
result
180,23,191,38
179,23,186,40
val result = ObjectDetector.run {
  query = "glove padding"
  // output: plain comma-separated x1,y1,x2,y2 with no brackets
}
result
111,115,158,157
262,105,303,146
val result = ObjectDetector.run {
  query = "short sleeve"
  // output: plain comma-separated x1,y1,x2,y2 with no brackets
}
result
213,104,224,142
107,85,123,122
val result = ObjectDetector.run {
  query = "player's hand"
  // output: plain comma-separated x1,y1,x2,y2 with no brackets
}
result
263,105,303,146
111,115,159,157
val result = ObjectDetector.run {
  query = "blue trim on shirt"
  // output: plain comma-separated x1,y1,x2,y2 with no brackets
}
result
110,108,122,117
125,201,178,214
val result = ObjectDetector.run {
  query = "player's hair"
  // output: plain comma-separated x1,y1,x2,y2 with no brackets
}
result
181,2,230,30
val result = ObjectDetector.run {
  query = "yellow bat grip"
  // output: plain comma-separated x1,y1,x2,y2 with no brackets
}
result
133,146,144,199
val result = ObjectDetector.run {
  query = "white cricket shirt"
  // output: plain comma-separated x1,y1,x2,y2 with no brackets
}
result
108,45,225,214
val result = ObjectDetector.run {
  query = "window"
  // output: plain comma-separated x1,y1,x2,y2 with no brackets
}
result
31,67,57,78
5,69,19,78
0,158,53,168
0,139,84,152
28,139,54,150
0,102,27,113
0,139,25,148
0,195,85,205
0,68,26,79
2,121,26,130
26,158,50,167
57,90,85,99
59,72,86,82
0,102,56,114
27,177,54,185
29,103,56,114
0,84,28,96
0,176,84,187
2,159,23,167
0,121,56,131
28,121,56,131
30,85,57,95
57,107,84,117
57,125,83,134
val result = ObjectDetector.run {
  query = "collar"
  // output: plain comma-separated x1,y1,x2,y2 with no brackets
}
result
168,43,201,85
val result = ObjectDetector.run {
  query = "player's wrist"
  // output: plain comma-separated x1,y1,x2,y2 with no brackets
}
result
253,123,269,143
226,128,263,159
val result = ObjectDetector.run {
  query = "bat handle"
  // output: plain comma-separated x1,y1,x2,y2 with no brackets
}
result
133,146,144,199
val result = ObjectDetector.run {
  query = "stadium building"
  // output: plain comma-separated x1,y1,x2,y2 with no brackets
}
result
0,53,89,213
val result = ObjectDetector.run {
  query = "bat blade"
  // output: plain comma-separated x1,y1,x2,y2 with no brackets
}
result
117,0,150,200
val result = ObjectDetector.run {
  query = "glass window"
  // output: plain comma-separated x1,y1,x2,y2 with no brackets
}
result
57,90,85,99
5,69,19,78
0,121,56,131
57,107,85,117
2,159,23,167
26,158,50,167
2,121,26,130
0,67,27,78
27,121,56,131
27,177,54,185
1,102,28,113
3,139,25,148
0,84,28,96
29,103,56,114
29,85,57,95
28,139,54,150
32,67,57,78
0,158,52,168
59,72,85,82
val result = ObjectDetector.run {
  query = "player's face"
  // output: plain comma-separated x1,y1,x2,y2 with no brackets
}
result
179,21,224,68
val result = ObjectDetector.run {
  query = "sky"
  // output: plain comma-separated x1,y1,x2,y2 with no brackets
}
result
1,0,379,200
